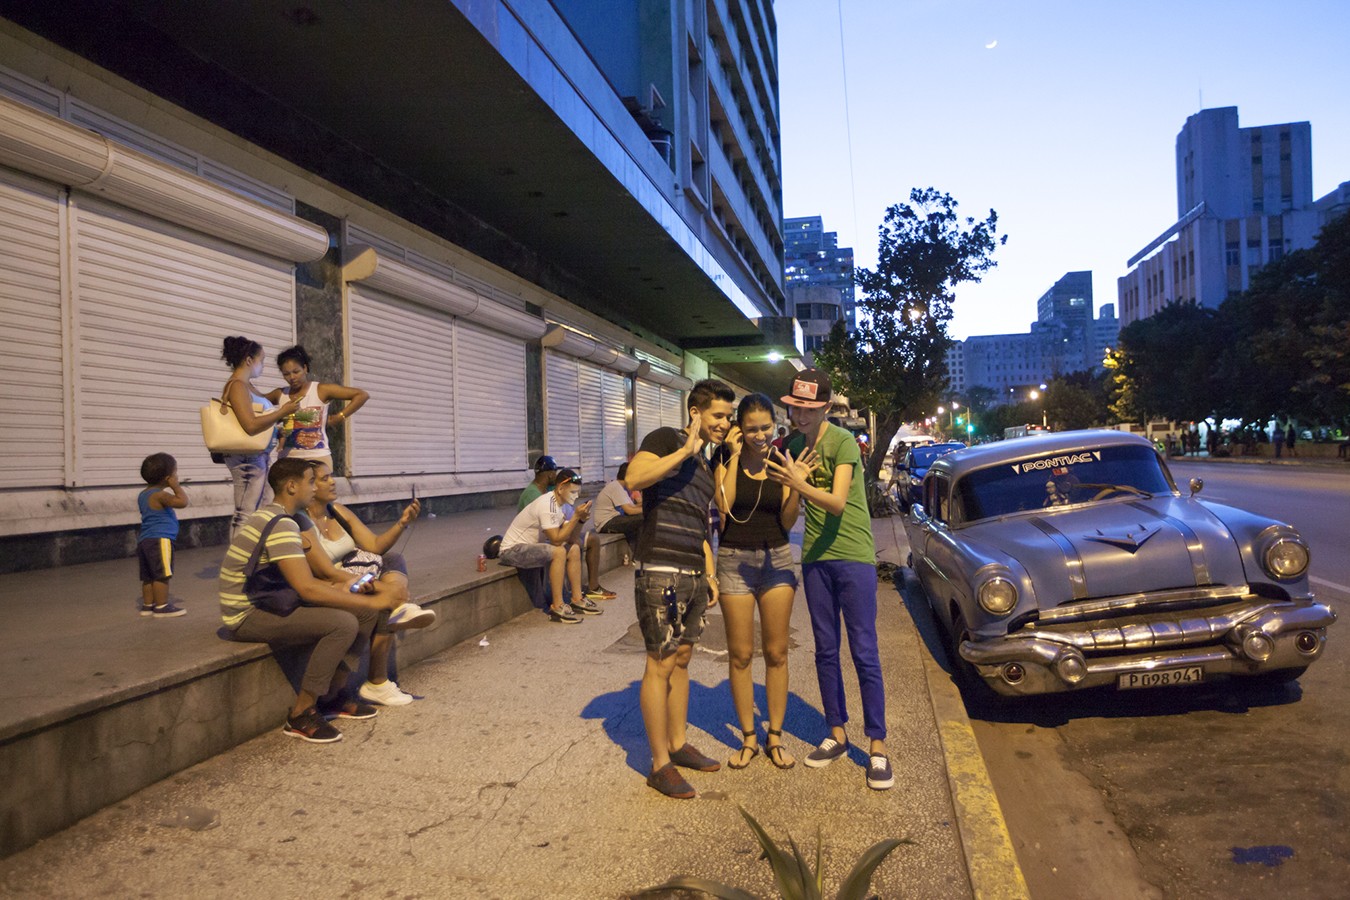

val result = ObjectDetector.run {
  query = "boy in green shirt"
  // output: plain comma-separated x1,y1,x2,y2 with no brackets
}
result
776,369,893,790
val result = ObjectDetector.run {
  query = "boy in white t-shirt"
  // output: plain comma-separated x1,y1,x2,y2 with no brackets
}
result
499,469,601,624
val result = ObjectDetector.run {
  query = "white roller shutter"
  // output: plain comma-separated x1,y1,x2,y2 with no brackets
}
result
661,386,686,430
70,194,294,486
634,378,663,450
601,369,629,478
349,284,456,476
0,168,65,488
578,360,605,480
455,319,527,473
545,351,581,471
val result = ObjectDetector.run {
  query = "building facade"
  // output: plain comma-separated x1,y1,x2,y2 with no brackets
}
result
946,271,1117,402
0,0,797,569
1119,107,1345,325
784,214,856,350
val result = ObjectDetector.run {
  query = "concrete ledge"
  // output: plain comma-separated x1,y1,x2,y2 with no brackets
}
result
0,533,628,858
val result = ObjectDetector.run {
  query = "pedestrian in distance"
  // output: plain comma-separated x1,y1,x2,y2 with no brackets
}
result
518,456,614,602
218,459,401,744
267,345,369,472
1286,424,1297,457
624,378,735,799
774,368,895,791
136,452,189,618
499,468,600,623
593,462,644,558
714,393,814,771
218,336,301,537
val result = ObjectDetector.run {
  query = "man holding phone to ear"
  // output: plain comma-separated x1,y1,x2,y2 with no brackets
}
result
624,378,735,799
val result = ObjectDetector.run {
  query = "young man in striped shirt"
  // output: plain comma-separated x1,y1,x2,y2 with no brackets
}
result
624,379,735,798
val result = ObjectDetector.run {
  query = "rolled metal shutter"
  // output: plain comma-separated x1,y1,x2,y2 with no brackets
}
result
455,319,527,474
601,369,629,478
578,360,605,480
0,168,65,488
348,284,456,476
661,386,686,430
634,378,664,450
70,194,294,486
545,351,582,471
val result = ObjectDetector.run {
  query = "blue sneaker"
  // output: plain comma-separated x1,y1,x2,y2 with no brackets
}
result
151,603,186,618
803,737,849,768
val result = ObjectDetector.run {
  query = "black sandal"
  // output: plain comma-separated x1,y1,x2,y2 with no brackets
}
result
728,730,760,769
766,728,795,770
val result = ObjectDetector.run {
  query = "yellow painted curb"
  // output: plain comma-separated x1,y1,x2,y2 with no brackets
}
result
920,648,1030,899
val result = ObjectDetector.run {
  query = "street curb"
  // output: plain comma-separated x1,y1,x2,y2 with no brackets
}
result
917,639,1030,899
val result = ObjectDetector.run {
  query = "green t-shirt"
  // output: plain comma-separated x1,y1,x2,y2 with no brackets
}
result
788,423,875,564
517,482,543,512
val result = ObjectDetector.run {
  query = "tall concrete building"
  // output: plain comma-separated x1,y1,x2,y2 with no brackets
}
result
0,0,797,567
1119,107,1346,325
784,215,856,352
946,271,1117,402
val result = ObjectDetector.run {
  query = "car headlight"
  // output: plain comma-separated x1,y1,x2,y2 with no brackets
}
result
1263,537,1309,580
910,476,922,486
978,577,1018,615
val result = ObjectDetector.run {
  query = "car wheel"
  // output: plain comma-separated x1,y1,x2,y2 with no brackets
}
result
948,609,991,694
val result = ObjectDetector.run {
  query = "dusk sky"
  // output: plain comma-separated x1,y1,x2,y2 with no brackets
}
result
776,0,1350,339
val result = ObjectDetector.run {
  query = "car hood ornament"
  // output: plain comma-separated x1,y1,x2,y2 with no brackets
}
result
1082,523,1161,552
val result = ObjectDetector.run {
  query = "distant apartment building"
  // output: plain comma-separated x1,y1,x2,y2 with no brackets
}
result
785,215,856,351
946,271,1118,402
1119,107,1348,325
787,283,844,365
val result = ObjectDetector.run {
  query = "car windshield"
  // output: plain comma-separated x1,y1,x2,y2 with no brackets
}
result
953,444,1173,522
910,444,963,468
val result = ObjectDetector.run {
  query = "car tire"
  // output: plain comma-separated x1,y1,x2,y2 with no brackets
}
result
949,609,996,699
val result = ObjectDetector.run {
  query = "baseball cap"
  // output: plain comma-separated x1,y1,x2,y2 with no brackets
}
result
533,455,559,473
781,368,832,409
555,468,581,486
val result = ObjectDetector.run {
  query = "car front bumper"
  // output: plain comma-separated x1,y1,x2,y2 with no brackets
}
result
959,598,1337,696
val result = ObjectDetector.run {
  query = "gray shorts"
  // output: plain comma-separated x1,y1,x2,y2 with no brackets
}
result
499,542,558,569
634,570,709,658
716,543,798,596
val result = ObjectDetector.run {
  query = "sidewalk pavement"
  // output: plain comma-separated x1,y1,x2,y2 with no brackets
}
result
0,509,1024,898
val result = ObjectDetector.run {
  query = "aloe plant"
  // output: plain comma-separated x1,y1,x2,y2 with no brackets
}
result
633,806,910,900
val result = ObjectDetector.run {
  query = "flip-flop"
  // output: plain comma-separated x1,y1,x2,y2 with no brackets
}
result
766,728,796,770
728,730,760,770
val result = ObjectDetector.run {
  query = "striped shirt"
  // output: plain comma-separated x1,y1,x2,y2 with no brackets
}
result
635,427,714,570
218,505,305,630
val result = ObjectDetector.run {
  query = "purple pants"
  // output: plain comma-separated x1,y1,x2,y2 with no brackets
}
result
803,560,887,741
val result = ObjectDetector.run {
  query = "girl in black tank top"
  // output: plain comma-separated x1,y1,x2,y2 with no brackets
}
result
713,393,811,771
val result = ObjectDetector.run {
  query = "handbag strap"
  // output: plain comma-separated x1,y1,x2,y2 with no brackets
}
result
242,513,296,578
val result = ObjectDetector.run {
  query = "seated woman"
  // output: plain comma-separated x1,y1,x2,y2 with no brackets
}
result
301,461,435,706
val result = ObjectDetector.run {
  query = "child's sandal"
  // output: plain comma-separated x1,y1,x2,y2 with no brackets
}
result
728,729,760,769
766,728,795,770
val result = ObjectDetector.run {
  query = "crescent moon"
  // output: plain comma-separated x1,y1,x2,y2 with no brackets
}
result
985,39,998,49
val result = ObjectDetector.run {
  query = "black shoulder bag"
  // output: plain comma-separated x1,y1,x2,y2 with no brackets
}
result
243,514,303,616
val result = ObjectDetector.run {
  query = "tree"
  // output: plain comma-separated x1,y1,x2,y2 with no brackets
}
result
1110,301,1223,423
813,188,1006,480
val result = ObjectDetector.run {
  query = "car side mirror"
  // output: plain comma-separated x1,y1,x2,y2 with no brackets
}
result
1189,477,1203,496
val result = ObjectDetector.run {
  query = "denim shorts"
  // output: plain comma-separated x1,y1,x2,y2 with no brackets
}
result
716,543,797,596
634,570,709,658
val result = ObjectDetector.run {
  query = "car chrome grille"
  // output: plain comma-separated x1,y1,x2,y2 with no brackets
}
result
1011,596,1274,655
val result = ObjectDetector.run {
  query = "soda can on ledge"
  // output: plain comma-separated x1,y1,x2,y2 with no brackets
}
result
476,554,487,572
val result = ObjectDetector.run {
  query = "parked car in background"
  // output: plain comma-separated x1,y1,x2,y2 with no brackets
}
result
899,441,966,510
904,430,1336,697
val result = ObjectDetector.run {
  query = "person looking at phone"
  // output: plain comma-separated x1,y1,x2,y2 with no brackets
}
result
519,456,614,602
218,458,401,744
624,379,735,799
714,394,813,771
772,368,894,790
499,469,600,623
300,461,435,707
267,345,369,472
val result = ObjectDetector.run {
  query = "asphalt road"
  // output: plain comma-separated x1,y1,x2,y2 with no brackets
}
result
901,461,1350,900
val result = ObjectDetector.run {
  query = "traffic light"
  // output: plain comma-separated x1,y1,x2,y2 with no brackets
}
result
955,415,964,425
966,424,974,434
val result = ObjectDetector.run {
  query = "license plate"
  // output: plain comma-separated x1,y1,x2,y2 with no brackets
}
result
1117,666,1204,690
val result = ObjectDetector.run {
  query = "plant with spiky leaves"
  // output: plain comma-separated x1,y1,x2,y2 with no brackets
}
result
632,806,910,899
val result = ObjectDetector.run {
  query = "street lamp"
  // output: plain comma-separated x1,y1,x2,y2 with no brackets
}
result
1029,385,1047,429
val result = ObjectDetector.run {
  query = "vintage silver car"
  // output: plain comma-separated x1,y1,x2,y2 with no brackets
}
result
904,429,1336,696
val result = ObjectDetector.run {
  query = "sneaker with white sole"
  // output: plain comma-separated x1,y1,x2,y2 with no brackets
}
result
584,587,617,601
150,603,187,618
547,606,581,624
866,754,895,790
571,596,603,615
803,737,849,768
359,679,415,706
388,603,436,630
